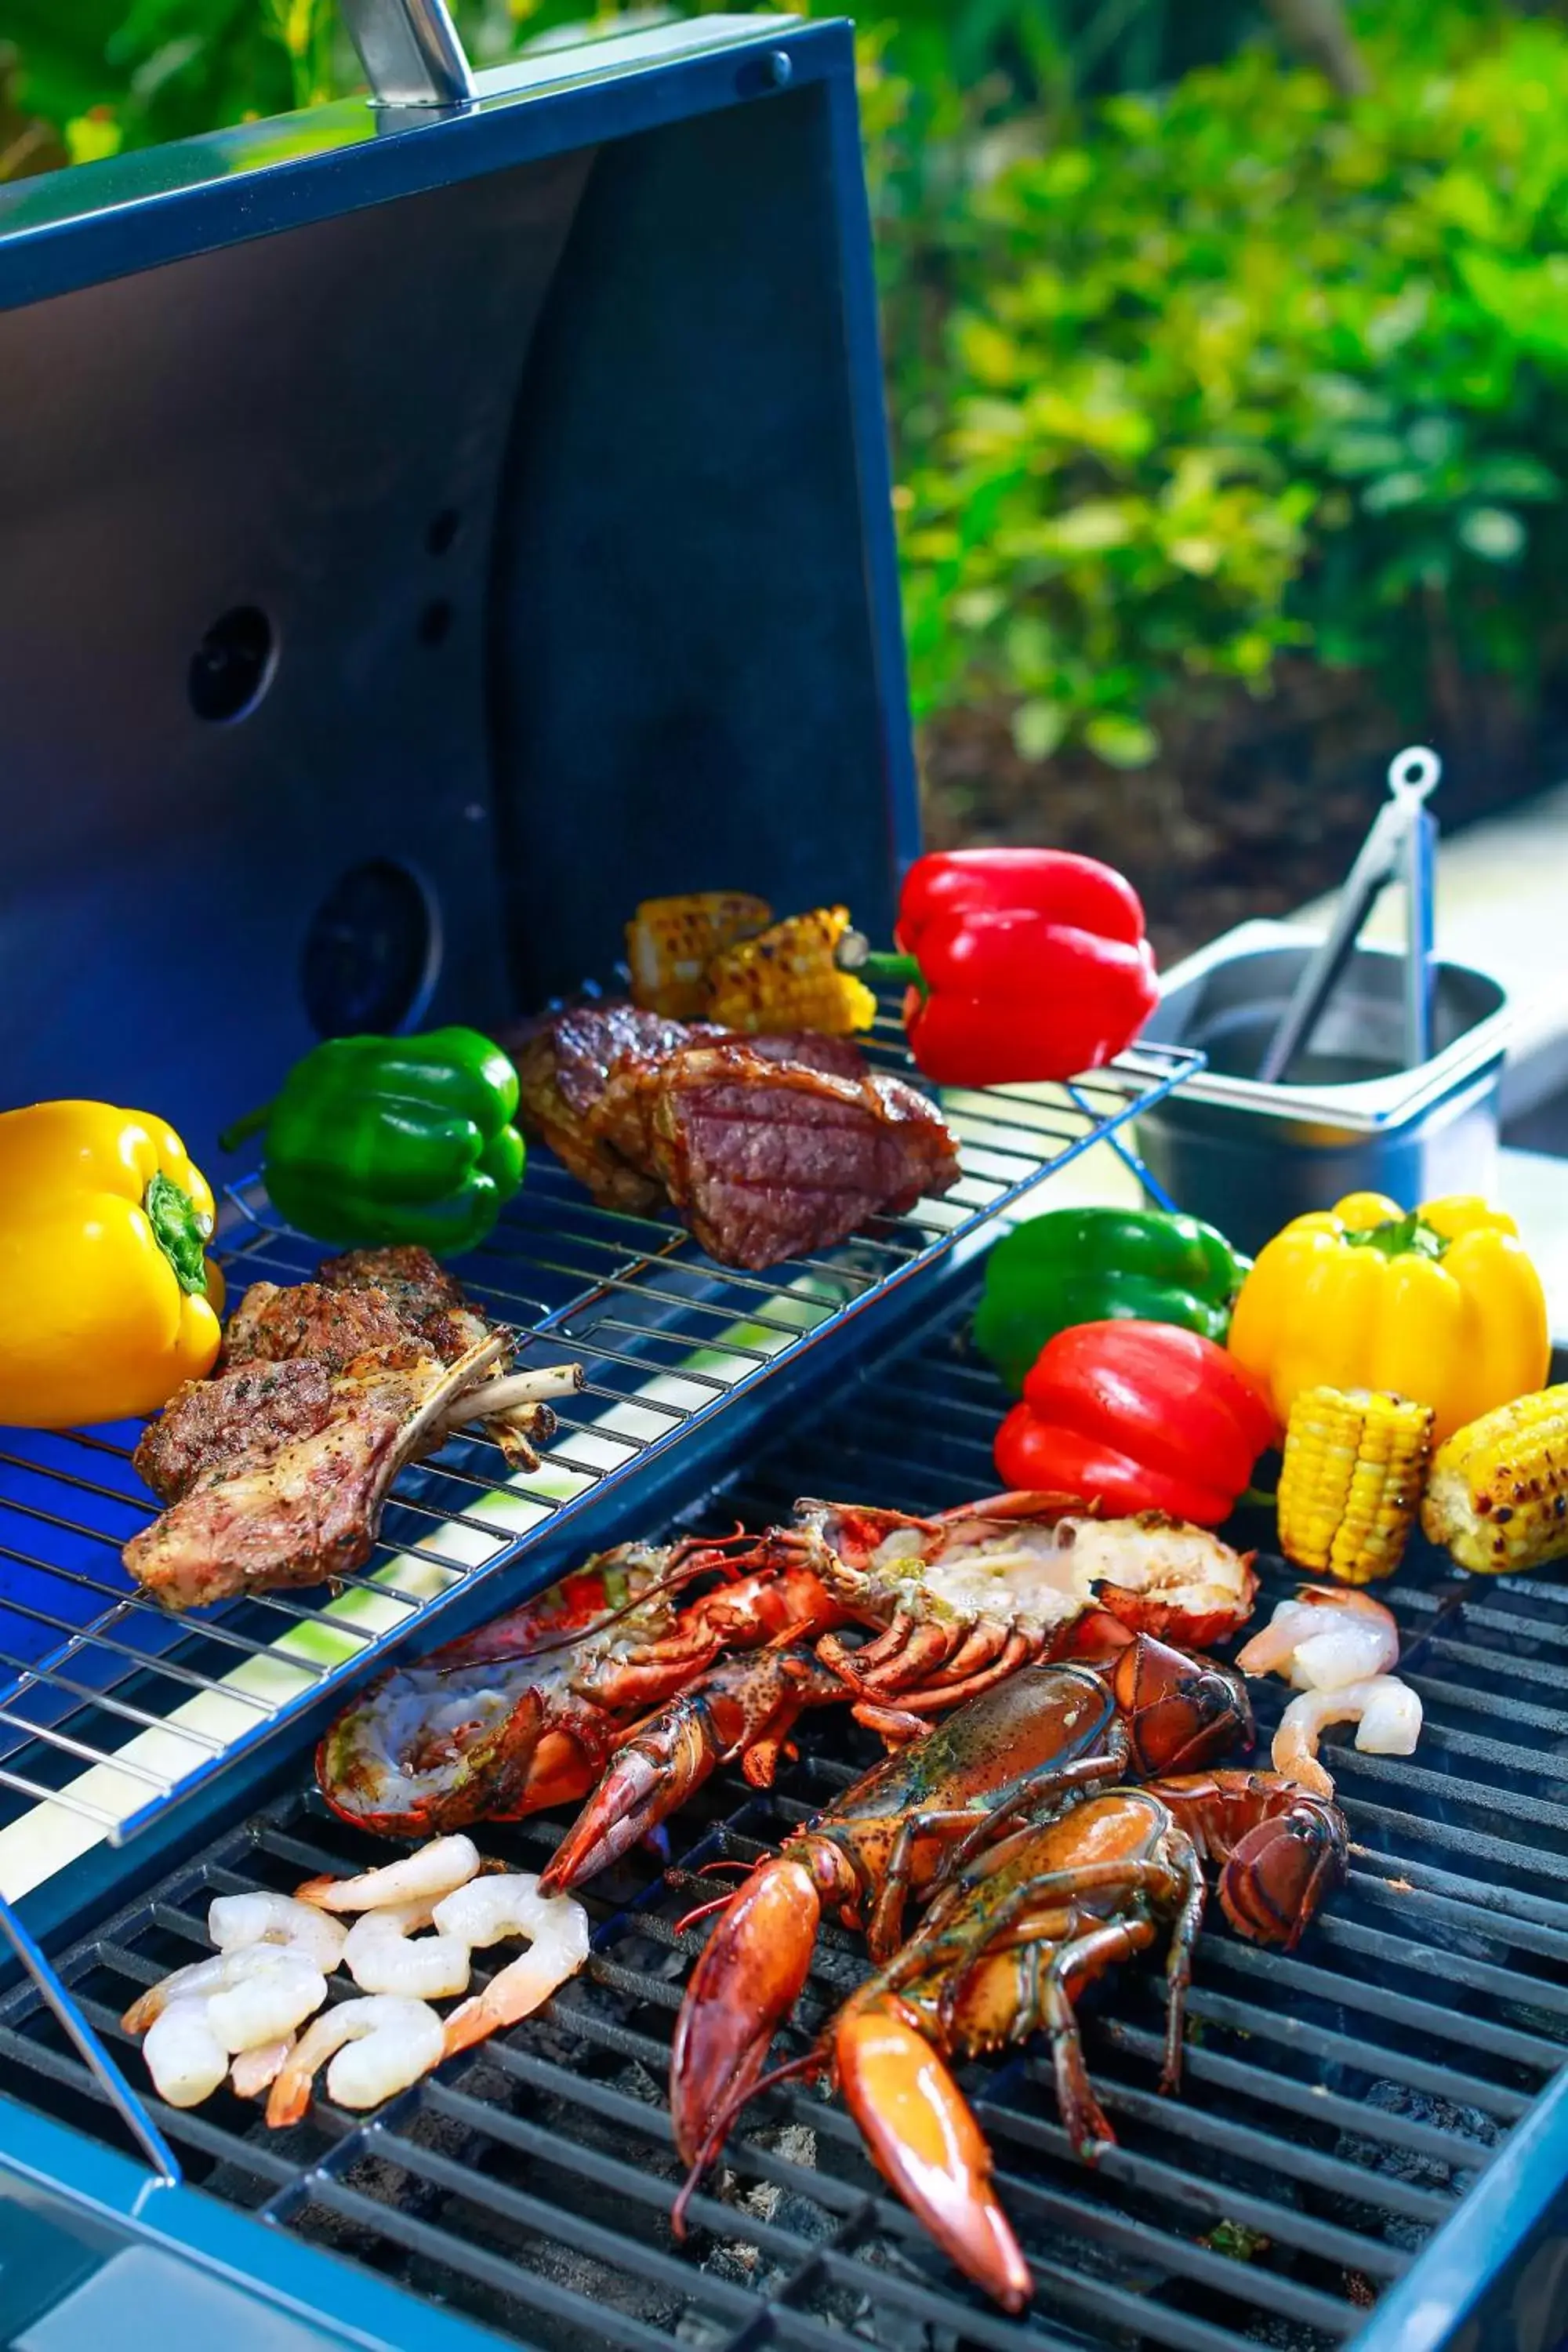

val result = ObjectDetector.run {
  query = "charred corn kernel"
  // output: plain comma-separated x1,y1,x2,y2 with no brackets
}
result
1421,1385,1568,1573
626,893,771,1019
1277,1385,1434,1584
704,906,877,1036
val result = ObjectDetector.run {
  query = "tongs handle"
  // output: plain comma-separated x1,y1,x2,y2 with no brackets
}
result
338,0,474,107
1255,746,1440,1088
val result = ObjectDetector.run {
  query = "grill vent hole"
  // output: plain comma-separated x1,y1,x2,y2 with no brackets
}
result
300,859,438,1037
426,508,461,555
187,604,275,723
418,598,454,648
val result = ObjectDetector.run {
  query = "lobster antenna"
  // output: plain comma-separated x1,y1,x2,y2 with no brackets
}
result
670,2049,822,2240
434,1533,753,1676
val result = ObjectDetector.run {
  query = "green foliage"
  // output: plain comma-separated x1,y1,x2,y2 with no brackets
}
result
897,9,1568,760
13,0,1568,774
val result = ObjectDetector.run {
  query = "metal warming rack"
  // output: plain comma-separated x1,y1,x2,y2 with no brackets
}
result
0,1016,1196,1849
5,1287,1568,2352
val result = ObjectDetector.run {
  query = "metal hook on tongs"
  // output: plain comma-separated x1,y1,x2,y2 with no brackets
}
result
1254,746,1440,1088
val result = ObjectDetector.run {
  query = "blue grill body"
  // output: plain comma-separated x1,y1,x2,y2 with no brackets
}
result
1,20,1565,2351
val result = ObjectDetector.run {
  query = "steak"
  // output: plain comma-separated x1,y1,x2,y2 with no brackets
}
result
509,1000,959,1269
644,1044,961,1271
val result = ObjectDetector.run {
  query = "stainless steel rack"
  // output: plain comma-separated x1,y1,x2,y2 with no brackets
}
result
2,1288,1561,2352
0,1018,1198,1852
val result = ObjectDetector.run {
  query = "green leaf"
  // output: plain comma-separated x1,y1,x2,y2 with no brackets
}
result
1324,434,1409,481
1360,470,1428,515
1043,501,1138,554
1012,699,1069,761
1458,506,1526,563
1084,713,1159,768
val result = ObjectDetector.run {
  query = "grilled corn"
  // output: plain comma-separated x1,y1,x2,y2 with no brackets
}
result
626,893,771,1018
1277,1385,1434,1584
704,906,877,1036
1421,1385,1568,1573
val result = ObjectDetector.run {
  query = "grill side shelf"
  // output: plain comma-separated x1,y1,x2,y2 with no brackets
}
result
0,1026,1200,1860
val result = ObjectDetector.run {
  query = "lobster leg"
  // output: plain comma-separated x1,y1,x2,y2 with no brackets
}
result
864,1739,1133,1963
1156,1837,1205,2097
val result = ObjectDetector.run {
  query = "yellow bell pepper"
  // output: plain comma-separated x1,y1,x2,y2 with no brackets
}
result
1228,1192,1548,1446
0,1103,224,1429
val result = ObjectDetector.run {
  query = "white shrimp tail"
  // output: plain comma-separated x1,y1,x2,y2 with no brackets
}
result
231,2038,294,2098
1239,1587,1399,1684
296,1835,481,1914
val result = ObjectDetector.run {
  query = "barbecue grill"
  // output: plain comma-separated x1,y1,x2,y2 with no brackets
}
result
0,11,1563,2349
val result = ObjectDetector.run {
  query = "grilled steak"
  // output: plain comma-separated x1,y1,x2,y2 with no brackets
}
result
638,1044,961,1270
510,1001,958,1268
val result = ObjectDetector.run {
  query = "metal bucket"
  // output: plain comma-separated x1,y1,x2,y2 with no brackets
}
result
1134,920,1511,1256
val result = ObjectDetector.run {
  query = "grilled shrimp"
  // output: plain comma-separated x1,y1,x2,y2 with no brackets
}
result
296,1835,481,1913
123,1944,327,2039
341,1900,473,1999
434,1874,591,2056
266,1996,447,2125
209,1892,347,1973
1273,1676,1422,1797
131,1949,329,2106
1236,1586,1399,1690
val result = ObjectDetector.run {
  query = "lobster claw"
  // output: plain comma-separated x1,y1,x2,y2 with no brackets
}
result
670,1858,820,2169
835,2002,1032,2313
1215,1795,1348,1950
542,1648,840,1896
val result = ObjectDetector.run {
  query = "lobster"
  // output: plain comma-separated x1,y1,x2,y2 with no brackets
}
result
315,1541,844,1838
536,1493,1257,1893
666,1638,1254,2188
670,1678,1346,2310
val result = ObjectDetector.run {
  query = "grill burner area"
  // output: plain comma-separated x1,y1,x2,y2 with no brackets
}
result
2,1297,1566,2351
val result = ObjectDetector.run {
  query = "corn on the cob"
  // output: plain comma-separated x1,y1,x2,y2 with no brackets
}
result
1277,1385,1434,1584
703,906,877,1036
626,893,771,1019
1421,1384,1568,1573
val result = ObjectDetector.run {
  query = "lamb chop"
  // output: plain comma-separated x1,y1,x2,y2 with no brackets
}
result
222,1247,553,1470
126,1332,580,1611
511,1002,959,1268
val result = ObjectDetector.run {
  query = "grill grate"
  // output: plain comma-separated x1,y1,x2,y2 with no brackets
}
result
0,1014,1194,1845
4,1290,1567,2350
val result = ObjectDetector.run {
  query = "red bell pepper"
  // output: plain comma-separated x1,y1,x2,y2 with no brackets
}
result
993,1319,1277,1526
851,848,1158,1087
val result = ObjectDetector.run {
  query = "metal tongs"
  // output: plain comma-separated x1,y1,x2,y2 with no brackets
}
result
1255,746,1440,1087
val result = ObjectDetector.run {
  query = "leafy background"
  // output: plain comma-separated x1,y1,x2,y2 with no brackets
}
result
5,0,1566,953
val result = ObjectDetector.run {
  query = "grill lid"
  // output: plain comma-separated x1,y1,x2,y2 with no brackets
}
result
0,16,914,1161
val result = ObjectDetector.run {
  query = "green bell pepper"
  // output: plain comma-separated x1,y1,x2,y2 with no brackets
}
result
973,1205,1250,1395
223,1027,525,1259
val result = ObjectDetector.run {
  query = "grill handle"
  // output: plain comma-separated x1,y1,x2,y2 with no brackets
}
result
338,0,476,108
0,1892,183,2190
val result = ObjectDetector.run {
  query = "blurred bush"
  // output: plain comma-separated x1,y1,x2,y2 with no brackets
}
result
11,0,1568,800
